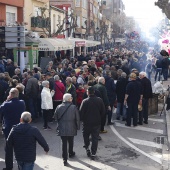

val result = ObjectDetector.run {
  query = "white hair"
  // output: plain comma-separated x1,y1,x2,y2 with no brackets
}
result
121,72,127,78
63,93,72,102
139,71,147,77
54,75,60,81
42,80,49,87
98,77,105,83
21,112,31,123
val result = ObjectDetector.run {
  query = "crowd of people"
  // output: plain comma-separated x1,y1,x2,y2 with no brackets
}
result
0,46,170,169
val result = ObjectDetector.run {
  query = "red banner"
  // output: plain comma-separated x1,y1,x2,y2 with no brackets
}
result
75,41,85,47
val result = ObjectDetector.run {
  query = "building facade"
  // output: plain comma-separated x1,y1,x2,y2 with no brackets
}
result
0,0,24,26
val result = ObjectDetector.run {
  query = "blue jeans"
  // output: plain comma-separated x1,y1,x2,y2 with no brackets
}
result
17,161,34,170
116,102,126,119
162,68,168,80
146,71,151,80
155,68,162,81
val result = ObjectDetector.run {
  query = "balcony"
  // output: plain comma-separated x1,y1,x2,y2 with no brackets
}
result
31,17,50,28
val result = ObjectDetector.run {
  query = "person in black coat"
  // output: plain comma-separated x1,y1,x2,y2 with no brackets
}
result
139,72,152,124
116,72,128,120
104,71,116,125
79,87,105,160
124,73,143,127
155,56,162,81
7,112,49,169
0,88,25,170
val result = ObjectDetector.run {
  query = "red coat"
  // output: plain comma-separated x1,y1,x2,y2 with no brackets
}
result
95,61,105,68
53,81,65,101
76,89,85,105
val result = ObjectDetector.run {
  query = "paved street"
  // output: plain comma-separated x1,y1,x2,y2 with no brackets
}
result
0,107,167,170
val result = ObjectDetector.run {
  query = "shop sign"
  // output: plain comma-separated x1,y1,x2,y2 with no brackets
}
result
75,41,85,47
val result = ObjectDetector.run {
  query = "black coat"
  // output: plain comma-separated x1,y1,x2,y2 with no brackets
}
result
93,83,110,106
104,76,116,103
79,95,105,126
7,123,49,162
140,77,152,99
116,77,128,103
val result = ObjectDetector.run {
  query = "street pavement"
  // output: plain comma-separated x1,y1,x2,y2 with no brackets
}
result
0,79,169,170
0,109,167,170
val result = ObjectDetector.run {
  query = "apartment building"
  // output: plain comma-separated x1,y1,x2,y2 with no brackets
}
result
0,0,24,26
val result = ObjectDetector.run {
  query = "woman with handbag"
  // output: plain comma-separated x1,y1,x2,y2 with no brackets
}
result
54,93,80,166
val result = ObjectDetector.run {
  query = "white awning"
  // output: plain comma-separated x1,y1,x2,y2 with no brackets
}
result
67,38,101,47
38,38,74,51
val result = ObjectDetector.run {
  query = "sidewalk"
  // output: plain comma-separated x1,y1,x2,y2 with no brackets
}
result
160,80,170,170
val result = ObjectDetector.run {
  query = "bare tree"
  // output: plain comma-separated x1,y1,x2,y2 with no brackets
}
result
155,0,170,20
32,6,78,37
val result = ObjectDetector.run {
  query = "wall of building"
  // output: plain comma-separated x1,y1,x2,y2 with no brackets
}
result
24,0,49,34
0,0,24,7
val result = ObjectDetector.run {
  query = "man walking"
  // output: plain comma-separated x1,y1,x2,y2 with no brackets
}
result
79,87,105,160
0,88,25,170
25,71,39,120
6,112,49,170
93,77,111,133
54,93,80,166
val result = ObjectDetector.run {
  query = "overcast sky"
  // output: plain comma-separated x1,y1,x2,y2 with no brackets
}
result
122,0,164,32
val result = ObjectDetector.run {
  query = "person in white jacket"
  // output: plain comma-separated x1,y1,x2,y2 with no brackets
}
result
41,81,55,130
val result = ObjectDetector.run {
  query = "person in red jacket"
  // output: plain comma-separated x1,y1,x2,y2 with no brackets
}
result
53,75,65,111
76,83,85,109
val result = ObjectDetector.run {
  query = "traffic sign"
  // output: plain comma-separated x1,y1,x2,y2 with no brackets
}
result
0,26,25,48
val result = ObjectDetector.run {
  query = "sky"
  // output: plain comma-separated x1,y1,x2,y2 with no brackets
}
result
122,0,164,37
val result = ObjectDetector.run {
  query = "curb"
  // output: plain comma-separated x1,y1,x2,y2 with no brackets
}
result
162,108,170,170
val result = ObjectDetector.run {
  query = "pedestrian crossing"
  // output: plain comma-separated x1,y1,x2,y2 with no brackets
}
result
111,117,165,165
115,122,164,134
128,138,163,149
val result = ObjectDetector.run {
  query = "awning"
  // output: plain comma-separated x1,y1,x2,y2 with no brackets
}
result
38,38,74,51
68,38,101,47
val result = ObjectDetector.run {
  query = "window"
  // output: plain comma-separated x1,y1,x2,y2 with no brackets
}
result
82,17,86,28
75,0,80,7
77,16,80,28
6,5,17,25
82,0,87,9
34,7,41,17
6,12,15,25
58,15,61,25
53,15,56,33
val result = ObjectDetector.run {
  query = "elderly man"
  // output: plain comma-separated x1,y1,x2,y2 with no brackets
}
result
116,72,128,121
0,88,25,170
139,71,152,124
6,112,49,170
25,71,39,120
54,93,80,166
80,87,105,160
124,73,143,127
65,77,76,105
94,77,111,133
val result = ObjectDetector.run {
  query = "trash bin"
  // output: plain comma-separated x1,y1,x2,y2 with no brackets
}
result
148,93,159,115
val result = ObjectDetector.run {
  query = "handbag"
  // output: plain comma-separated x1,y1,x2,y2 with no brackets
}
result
56,103,72,135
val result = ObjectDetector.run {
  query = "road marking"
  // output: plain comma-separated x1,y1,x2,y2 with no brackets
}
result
110,125,162,164
115,122,163,134
128,138,163,149
148,118,164,123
